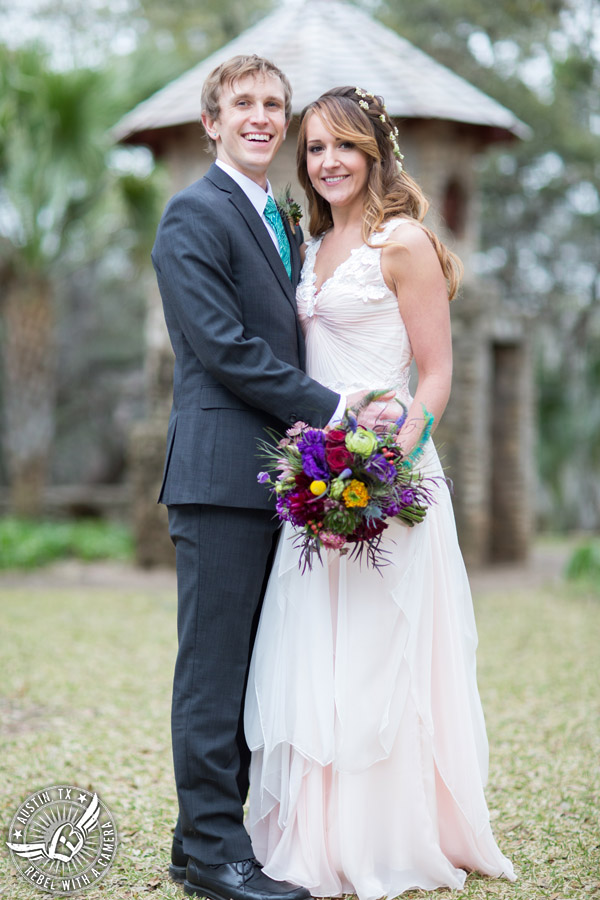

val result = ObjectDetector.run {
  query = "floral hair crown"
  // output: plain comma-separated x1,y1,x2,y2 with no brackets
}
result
354,87,404,171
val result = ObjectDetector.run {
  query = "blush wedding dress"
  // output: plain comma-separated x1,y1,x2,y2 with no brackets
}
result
244,219,515,899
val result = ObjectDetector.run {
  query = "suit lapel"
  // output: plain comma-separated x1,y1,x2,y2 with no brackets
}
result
280,210,306,370
205,164,305,365
205,166,297,311
280,212,306,369
229,191,296,302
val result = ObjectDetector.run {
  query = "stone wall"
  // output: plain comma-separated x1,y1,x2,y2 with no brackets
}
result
435,285,493,568
489,328,535,561
128,418,174,567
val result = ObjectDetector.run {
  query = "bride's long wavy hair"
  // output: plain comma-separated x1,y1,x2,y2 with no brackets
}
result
296,86,463,300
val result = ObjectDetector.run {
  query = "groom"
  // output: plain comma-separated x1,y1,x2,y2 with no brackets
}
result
152,54,383,900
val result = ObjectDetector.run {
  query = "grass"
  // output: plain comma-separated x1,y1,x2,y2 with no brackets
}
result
0,557,599,899
0,517,134,569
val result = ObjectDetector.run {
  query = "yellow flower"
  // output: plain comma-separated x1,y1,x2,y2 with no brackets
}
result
310,480,328,496
343,479,369,508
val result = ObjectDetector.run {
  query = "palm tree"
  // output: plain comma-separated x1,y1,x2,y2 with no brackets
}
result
0,45,160,516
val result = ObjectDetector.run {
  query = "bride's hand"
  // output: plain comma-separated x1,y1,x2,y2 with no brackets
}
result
346,389,397,431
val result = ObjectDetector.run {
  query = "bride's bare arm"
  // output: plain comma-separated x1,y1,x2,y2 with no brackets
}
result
380,223,453,455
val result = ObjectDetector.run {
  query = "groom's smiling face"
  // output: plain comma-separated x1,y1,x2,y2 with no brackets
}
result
204,73,289,188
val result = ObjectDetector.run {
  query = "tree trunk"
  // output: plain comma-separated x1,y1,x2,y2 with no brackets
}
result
1,275,55,518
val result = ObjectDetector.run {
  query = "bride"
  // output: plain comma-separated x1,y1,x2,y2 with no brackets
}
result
244,86,515,898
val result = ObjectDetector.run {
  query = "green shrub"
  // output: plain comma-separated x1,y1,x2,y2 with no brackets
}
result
565,540,600,589
0,517,134,569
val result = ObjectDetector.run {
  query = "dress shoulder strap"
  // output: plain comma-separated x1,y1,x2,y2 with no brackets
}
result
370,217,412,245
302,234,323,274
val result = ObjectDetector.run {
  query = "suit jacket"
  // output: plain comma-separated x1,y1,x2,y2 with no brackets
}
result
152,163,339,510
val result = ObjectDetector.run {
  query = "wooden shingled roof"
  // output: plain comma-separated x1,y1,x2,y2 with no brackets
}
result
113,0,530,146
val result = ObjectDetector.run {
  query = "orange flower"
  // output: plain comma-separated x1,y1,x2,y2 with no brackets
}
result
343,479,369,508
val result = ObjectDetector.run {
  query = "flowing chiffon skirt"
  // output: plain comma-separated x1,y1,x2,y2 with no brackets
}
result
245,443,515,899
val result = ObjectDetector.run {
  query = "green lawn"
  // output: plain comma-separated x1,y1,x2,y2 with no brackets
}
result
0,563,598,899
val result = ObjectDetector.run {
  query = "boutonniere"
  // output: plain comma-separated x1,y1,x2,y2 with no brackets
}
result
276,184,303,234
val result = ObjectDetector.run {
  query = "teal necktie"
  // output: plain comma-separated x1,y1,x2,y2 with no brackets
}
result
264,196,292,279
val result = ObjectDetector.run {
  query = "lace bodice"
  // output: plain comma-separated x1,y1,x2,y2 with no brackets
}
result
296,218,413,399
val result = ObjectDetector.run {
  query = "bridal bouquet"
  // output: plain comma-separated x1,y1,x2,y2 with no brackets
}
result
257,391,438,570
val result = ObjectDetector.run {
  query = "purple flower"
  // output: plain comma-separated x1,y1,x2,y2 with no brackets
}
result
302,448,329,480
257,471,270,484
297,428,326,450
401,488,416,505
383,499,402,516
276,495,291,521
345,412,358,432
297,430,329,480
365,453,396,483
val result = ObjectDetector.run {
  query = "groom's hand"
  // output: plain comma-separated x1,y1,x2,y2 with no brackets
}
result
346,389,397,432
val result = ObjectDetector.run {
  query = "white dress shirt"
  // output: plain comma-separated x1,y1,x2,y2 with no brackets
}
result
214,159,346,423
215,159,279,249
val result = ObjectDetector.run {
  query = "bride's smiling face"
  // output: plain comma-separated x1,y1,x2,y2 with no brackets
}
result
305,113,370,212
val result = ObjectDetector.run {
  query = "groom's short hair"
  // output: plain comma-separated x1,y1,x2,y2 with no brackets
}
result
201,54,293,131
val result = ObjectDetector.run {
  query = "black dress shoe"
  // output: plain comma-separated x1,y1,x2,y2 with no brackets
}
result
169,836,188,883
184,857,311,900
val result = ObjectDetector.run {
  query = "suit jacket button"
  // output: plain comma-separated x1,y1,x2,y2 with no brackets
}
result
288,414,297,424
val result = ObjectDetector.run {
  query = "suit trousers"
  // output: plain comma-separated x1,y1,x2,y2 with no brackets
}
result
168,503,279,864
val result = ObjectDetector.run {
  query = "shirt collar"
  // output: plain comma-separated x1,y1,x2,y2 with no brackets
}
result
215,159,274,217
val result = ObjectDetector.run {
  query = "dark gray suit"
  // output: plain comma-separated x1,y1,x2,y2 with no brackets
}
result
152,163,338,865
